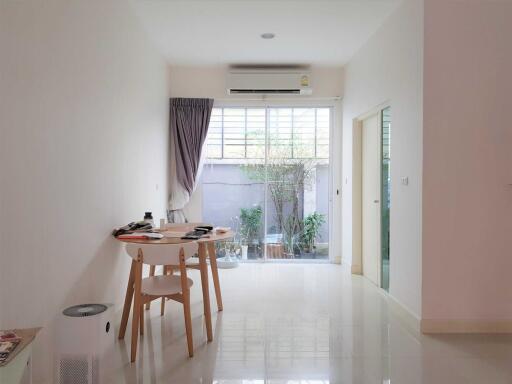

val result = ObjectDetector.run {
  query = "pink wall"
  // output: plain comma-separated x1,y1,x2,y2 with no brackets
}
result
423,0,512,321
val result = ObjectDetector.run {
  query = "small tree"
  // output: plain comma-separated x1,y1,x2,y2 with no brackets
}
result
241,157,316,255
239,206,263,245
302,212,326,253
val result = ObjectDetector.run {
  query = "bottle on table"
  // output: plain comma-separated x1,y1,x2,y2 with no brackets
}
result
143,212,154,228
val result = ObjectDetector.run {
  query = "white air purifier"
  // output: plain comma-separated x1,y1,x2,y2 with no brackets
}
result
56,304,114,384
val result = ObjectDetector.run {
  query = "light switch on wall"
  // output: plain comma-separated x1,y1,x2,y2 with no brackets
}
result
401,177,409,186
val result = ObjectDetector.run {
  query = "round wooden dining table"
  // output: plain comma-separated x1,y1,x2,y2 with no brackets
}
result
115,224,234,344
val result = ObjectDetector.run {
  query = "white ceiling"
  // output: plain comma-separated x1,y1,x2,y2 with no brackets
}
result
131,0,401,67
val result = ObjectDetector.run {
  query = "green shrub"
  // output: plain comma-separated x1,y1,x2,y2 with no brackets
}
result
239,206,262,245
302,212,325,252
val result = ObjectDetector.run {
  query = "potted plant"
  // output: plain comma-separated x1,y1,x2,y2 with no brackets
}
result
241,154,316,258
302,212,326,255
239,206,262,259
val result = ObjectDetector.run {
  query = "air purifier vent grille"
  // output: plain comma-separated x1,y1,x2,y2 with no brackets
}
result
60,357,89,384
92,356,99,383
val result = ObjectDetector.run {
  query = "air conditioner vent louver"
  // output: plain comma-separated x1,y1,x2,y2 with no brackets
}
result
229,89,301,94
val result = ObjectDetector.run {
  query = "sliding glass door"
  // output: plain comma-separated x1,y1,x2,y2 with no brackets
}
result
380,106,391,290
201,106,331,261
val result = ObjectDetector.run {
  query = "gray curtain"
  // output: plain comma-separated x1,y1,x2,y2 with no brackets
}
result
170,97,214,194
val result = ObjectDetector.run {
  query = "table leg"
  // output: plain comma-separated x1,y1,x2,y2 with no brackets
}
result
199,243,213,342
119,259,135,339
131,258,142,362
207,242,223,311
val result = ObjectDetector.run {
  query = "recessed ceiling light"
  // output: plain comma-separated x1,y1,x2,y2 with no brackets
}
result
261,33,275,39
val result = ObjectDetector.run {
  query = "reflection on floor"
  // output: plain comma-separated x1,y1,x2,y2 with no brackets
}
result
110,264,512,383
381,259,389,292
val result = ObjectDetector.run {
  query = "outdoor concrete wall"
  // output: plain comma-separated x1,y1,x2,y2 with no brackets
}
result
201,164,329,241
202,164,265,230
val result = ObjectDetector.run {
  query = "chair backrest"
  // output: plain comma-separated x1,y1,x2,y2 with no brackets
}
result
125,242,198,265
163,223,196,232
163,223,213,233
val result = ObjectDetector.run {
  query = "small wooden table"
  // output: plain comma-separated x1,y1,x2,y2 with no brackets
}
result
116,226,234,344
0,328,40,384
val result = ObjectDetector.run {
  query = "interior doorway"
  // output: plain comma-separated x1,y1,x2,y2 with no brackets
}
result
361,112,381,286
354,105,391,290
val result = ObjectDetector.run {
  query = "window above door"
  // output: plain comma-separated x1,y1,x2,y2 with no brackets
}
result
205,107,330,161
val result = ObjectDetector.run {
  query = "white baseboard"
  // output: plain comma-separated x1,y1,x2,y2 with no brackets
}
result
386,293,421,334
421,319,512,334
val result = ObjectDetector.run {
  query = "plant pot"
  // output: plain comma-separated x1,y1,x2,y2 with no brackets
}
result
241,245,248,260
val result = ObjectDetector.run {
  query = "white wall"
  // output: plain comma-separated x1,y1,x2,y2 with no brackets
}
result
0,1,170,382
169,66,344,261
342,0,423,317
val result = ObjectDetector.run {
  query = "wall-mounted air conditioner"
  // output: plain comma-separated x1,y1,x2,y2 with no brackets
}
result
227,68,312,96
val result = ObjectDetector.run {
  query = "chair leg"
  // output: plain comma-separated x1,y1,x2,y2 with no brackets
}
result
139,304,144,335
179,249,194,357
160,297,165,316
160,266,167,316
131,257,143,362
145,265,155,310
207,242,223,311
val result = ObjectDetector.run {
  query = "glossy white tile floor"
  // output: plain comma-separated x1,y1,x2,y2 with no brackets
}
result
109,264,512,384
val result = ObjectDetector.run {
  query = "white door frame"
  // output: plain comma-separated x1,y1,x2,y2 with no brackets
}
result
352,102,390,278
212,98,343,263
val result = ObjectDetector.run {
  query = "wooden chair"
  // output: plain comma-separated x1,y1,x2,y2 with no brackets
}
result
124,242,198,362
146,223,223,315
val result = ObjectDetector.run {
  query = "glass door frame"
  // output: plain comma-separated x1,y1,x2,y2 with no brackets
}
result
212,98,341,263
380,106,391,290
